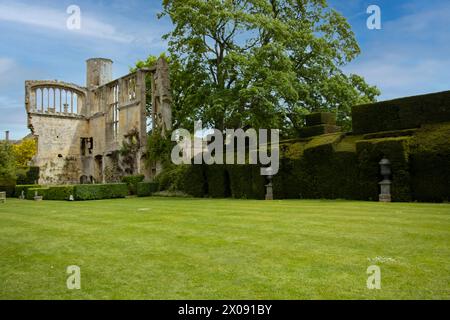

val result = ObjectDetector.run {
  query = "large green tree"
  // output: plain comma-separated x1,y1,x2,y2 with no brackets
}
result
0,142,16,185
156,0,379,135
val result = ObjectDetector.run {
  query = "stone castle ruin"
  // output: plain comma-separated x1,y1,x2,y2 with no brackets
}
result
25,58,172,184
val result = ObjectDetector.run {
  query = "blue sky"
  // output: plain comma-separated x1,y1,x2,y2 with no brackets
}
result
1,0,449,139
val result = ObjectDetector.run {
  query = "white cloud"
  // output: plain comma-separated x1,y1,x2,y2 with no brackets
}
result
344,1,450,100
346,57,450,100
0,2,135,43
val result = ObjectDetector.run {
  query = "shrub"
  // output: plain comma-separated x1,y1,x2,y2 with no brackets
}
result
74,183,128,201
26,167,40,184
137,182,159,197
121,175,145,195
155,165,188,192
0,185,15,197
15,184,40,197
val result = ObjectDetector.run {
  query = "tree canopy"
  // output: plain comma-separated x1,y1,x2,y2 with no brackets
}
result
0,142,16,185
140,0,380,136
12,137,37,167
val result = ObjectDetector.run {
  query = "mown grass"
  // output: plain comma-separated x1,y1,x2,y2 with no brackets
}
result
0,197,449,300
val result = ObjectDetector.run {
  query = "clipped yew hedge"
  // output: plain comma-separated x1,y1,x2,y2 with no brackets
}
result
74,183,128,201
26,186,74,200
182,165,207,197
152,121,450,202
352,90,450,134
356,137,412,202
221,164,264,199
409,123,450,202
205,165,229,198
15,184,40,197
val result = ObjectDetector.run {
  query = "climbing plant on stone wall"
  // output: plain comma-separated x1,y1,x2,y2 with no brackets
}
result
120,128,141,175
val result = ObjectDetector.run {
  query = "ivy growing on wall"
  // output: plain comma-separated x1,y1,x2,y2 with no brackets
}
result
120,128,141,175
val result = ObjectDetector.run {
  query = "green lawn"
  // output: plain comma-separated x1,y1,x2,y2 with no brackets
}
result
0,197,449,300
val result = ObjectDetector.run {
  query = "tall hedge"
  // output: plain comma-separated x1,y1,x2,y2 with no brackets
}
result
206,165,230,198
356,137,411,202
409,123,450,202
227,164,265,199
352,90,450,134
182,165,207,197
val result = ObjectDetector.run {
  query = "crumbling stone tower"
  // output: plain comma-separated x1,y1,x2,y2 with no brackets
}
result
25,57,172,185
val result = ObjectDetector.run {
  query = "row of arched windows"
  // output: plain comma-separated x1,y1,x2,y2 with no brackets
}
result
33,87,82,114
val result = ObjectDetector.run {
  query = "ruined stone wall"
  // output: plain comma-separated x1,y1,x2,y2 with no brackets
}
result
25,57,171,185
29,115,89,184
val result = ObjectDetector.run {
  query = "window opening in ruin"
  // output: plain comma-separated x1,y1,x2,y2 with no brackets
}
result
108,83,120,141
80,137,94,156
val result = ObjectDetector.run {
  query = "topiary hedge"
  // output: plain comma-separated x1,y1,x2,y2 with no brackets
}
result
305,112,337,126
273,145,360,200
206,165,229,198
147,121,450,203
356,137,411,202
298,124,341,138
409,123,450,202
74,183,128,201
352,90,450,134
182,165,207,197
137,182,159,197
227,164,266,199
121,175,145,195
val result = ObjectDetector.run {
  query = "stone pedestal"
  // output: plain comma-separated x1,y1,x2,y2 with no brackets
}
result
265,182,273,200
379,179,391,202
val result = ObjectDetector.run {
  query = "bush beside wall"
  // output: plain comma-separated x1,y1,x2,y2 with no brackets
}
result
121,175,145,195
0,185,15,197
16,166,40,185
137,182,159,197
